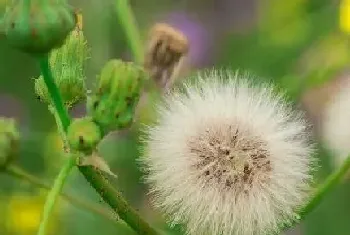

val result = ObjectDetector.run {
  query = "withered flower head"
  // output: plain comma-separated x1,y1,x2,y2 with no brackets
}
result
144,23,189,90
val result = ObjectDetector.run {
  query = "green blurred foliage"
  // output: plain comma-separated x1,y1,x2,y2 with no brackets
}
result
1,0,350,234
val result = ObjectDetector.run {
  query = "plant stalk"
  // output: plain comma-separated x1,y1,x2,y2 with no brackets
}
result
37,156,75,235
115,0,144,64
281,155,350,232
300,155,350,219
79,166,159,235
38,55,71,132
36,54,75,235
5,164,118,224
37,53,158,234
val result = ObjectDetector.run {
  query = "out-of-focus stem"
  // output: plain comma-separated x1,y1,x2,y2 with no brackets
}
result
281,155,350,232
37,155,75,235
115,0,144,64
5,164,117,222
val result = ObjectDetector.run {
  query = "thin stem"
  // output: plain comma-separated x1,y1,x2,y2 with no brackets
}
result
79,166,159,235
115,0,144,64
5,164,119,224
38,55,71,132
36,54,75,235
281,155,350,231
37,156,76,235
301,155,350,217
49,105,69,152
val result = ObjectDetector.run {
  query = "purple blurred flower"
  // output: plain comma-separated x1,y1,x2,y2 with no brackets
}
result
215,0,256,31
0,94,26,122
163,12,212,67
70,102,86,118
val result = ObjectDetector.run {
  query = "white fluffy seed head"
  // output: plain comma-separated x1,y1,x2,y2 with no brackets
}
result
322,83,350,167
140,70,315,235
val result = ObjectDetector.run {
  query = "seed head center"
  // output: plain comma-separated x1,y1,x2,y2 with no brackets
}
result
188,124,272,193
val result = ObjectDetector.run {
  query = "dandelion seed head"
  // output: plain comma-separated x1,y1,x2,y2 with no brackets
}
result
141,70,314,235
322,82,350,167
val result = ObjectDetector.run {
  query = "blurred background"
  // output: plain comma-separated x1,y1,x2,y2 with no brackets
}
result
1,0,350,234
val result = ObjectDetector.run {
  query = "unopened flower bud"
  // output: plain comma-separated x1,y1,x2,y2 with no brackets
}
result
87,60,147,134
0,118,19,169
3,0,76,54
144,23,189,90
67,117,102,155
34,11,88,108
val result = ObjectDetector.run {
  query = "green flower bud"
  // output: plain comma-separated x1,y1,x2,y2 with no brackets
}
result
87,60,147,134
3,0,76,54
67,117,102,155
34,25,89,108
0,118,19,169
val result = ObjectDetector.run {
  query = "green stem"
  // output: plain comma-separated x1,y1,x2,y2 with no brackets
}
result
37,49,157,235
49,105,69,152
301,155,350,217
38,55,71,132
36,54,75,235
115,0,144,64
5,164,119,224
281,155,350,231
79,166,159,235
37,156,76,235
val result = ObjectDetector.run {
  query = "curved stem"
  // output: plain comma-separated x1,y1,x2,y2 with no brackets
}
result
79,166,159,235
36,54,75,235
115,0,144,64
37,156,76,235
281,155,350,231
37,51,157,234
300,155,350,218
5,164,118,224
38,55,71,132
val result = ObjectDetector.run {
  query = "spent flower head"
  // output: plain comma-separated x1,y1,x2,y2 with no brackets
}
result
141,70,315,235
144,23,189,91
